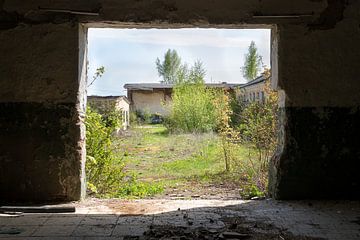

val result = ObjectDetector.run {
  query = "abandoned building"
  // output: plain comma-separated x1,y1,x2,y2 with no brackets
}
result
124,83,241,115
87,95,130,130
0,0,360,239
124,83,173,116
238,75,267,103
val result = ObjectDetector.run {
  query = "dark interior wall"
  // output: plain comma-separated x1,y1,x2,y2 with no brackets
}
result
270,5,360,199
0,22,84,202
0,0,359,201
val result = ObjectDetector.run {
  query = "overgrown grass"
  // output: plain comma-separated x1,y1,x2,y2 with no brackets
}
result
113,124,262,199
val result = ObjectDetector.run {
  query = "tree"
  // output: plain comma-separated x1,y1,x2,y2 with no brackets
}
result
87,66,105,88
188,60,206,84
175,60,206,84
156,49,181,84
241,41,263,81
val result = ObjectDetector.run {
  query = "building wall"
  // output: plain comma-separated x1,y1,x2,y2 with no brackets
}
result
239,82,266,103
88,97,130,130
131,90,171,116
0,0,359,201
115,99,130,129
0,23,83,202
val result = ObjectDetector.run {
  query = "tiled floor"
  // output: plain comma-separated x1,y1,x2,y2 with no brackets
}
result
0,199,359,239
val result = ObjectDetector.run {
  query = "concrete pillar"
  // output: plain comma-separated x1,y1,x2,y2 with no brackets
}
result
0,23,85,202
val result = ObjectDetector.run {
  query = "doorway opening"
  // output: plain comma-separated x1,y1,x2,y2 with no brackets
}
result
80,25,280,201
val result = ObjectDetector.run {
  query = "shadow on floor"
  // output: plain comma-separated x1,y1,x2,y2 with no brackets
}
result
0,199,359,240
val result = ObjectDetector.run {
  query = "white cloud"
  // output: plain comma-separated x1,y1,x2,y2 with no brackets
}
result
89,28,270,48
87,28,271,95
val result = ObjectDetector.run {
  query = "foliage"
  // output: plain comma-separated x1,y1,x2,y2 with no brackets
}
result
115,125,227,193
187,60,206,84
116,174,164,198
212,89,236,172
163,59,225,133
115,124,263,199
156,49,182,84
237,69,279,196
101,107,123,131
132,109,163,125
86,110,164,198
175,60,206,84
239,70,278,171
166,82,221,133
87,66,105,87
129,111,139,125
241,41,263,81
229,90,245,128
211,69,278,198
85,106,125,196
241,184,265,199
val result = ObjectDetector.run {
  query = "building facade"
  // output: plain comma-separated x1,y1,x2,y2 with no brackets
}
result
87,95,130,130
238,76,268,103
124,83,242,116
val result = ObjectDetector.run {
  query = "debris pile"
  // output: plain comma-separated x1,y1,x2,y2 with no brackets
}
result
127,216,324,240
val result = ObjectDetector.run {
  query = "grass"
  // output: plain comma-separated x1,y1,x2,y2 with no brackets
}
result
113,124,263,199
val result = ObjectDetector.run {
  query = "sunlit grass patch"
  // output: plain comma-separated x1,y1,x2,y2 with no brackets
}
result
113,124,264,199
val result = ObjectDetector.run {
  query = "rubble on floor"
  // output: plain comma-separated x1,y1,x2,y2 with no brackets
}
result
0,199,358,240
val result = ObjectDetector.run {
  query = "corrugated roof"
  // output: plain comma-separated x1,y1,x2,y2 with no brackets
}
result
124,83,243,90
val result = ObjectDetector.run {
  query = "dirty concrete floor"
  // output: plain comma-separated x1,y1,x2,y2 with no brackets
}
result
0,199,359,240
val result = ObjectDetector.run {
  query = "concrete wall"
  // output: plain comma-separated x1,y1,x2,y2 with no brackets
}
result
88,97,130,129
131,90,171,116
0,23,84,202
1,0,359,201
239,81,266,102
116,99,130,129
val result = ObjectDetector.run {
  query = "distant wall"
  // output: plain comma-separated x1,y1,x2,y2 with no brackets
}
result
239,82,266,102
131,90,171,116
88,97,130,129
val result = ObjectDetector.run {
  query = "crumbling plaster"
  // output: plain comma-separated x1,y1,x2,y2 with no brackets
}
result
0,0,359,201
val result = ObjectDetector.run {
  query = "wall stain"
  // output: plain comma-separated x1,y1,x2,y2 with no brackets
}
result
308,0,347,30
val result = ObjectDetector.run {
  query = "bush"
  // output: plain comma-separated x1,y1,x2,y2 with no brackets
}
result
85,106,125,196
237,74,279,195
166,82,221,133
116,174,164,198
238,79,279,170
132,109,153,125
101,107,123,131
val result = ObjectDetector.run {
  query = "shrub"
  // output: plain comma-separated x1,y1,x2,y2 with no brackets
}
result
238,79,279,170
116,174,164,198
237,72,279,195
132,109,153,124
101,107,123,131
85,106,125,196
166,82,220,133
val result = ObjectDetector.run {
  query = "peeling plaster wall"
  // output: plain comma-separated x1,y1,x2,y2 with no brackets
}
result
0,22,83,202
131,91,171,116
0,0,359,201
270,1,360,199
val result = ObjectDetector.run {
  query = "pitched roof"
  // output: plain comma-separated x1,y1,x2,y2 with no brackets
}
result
123,83,243,91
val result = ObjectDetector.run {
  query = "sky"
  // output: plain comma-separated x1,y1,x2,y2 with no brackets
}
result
87,28,271,96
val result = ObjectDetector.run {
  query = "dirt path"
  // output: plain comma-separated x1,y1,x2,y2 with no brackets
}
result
159,181,242,200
